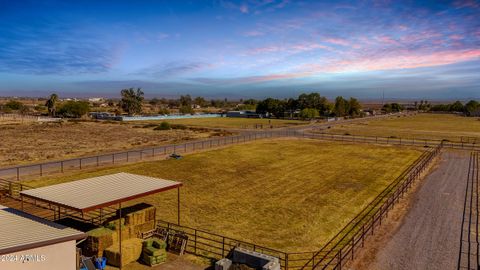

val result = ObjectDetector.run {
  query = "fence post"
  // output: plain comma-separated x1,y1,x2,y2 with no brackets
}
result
16,167,19,181
222,237,226,257
285,253,289,270
194,230,197,253
338,249,342,270
96,156,99,166
61,161,64,172
112,154,115,164
40,164,43,176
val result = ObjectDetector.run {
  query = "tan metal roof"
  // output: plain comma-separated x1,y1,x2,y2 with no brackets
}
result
20,172,182,212
0,205,86,255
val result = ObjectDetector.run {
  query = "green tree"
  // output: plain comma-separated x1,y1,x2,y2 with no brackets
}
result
179,105,194,114
465,100,480,116
180,95,192,107
58,101,90,118
119,88,144,115
297,93,330,115
450,101,464,112
299,108,319,120
256,98,286,118
334,96,349,117
348,97,361,116
45,93,59,116
193,96,207,107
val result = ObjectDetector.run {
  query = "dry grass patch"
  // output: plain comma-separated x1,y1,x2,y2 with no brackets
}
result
25,139,423,252
0,120,221,167
144,117,306,129
324,113,480,142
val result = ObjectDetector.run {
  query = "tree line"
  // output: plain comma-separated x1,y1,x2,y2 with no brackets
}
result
430,100,480,116
253,93,362,119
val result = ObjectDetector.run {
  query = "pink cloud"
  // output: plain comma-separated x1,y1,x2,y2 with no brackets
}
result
245,42,331,55
449,34,463,40
324,38,350,46
236,49,480,83
376,35,399,45
454,0,480,9
319,49,480,73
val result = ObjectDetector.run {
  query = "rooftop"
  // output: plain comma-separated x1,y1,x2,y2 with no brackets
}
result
0,205,86,255
20,172,182,213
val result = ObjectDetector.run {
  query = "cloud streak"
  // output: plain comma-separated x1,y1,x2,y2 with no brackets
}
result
0,21,117,75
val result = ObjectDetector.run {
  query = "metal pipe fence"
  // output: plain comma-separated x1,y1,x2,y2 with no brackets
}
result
0,129,447,269
0,131,285,181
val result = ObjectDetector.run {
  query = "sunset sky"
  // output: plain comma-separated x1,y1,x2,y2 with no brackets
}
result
0,0,479,99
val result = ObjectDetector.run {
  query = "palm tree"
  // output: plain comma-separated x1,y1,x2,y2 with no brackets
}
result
45,93,58,117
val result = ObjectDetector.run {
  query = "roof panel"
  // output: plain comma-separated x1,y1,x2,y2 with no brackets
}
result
0,205,86,255
20,172,182,212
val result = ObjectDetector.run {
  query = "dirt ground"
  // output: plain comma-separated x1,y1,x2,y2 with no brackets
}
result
0,120,228,167
353,150,470,270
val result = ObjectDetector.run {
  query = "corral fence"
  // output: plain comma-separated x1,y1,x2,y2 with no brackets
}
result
1,128,478,182
300,130,480,150
298,143,443,269
0,131,445,269
124,143,442,270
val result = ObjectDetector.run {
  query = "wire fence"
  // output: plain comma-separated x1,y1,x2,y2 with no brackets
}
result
0,132,284,181
1,128,478,182
0,128,448,269
127,143,442,270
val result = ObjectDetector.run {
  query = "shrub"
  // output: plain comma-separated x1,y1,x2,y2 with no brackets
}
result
154,122,171,130
4,100,25,111
58,101,90,118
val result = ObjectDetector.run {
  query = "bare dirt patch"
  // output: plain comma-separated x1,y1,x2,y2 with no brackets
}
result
0,120,228,167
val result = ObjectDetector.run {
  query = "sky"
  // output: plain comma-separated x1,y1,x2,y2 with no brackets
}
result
0,0,479,100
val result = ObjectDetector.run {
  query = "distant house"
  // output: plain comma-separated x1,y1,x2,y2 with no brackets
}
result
88,97,104,103
0,205,86,270
226,110,263,118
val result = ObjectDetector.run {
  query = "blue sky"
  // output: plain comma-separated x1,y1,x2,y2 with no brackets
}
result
0,0,479,99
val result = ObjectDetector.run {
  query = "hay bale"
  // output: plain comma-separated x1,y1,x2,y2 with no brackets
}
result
83,227,116,257
104,238,143,267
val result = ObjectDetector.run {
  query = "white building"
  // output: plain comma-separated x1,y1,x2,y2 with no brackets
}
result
0,205,86,270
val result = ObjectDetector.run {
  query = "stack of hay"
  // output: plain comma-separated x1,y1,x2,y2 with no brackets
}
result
141,238,167,266
103,238,143,267
104,204,156,240
83,227,117,257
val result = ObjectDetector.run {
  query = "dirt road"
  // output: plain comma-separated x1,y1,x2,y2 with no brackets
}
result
368,151,471,270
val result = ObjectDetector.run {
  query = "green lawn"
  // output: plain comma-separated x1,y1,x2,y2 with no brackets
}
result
25,139,422,252
324,113,480,142
142,117,306,129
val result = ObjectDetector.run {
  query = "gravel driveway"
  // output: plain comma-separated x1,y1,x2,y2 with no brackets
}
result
370,151,471,270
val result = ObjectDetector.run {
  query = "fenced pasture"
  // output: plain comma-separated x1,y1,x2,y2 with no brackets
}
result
322,113,480,143
143,117,307,129
19,139,423,255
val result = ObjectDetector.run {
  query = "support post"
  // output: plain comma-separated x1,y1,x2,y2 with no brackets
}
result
119,202,122,270
177,187,181,225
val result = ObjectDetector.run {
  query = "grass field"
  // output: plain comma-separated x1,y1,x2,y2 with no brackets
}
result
144,117,307,129
25,139,422,252
323,113,480,142
0,120,224,167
